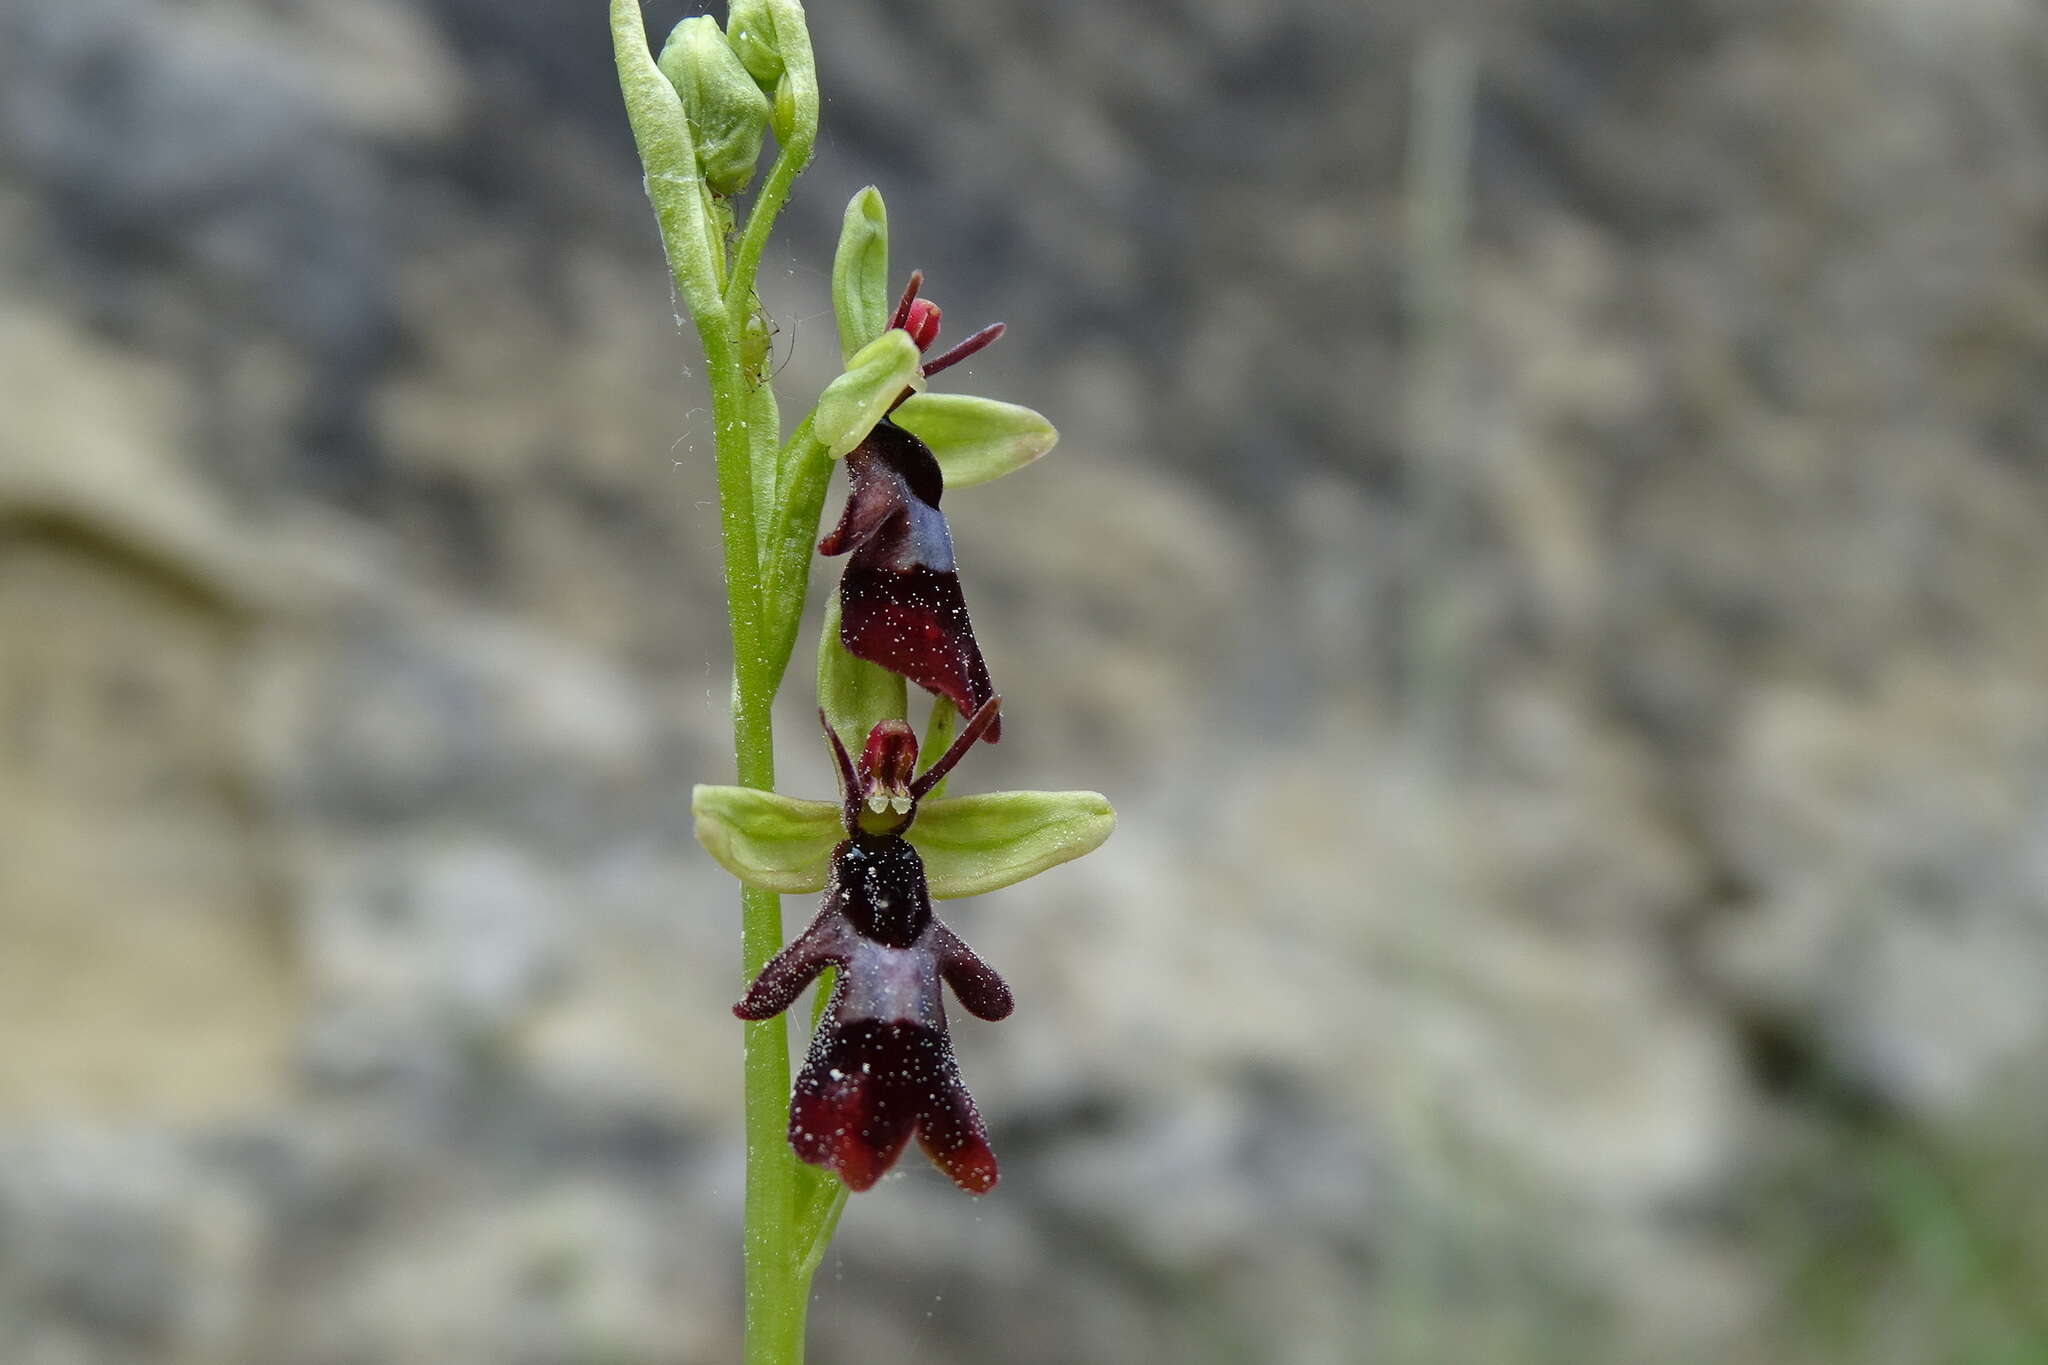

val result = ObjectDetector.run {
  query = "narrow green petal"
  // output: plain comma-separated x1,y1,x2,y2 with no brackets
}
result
831,187,890,363
891,392,1058,489
910,790,1115,899
693,784,841,893
814,330,924,458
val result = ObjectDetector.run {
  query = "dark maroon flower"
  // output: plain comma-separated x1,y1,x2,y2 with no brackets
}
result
733,698,1012,1193
818,272,1007,740
819,420,1000,740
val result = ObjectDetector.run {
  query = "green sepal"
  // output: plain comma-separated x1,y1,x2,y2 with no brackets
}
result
909,790,1116,899
831,188,890,364
813,329,924,458
817,592,906,758
657,16,772,196
891,392,1059,489
692,784,841,893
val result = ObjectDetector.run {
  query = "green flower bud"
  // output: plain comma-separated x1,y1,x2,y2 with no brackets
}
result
832,187,890,364
657,16,771,196
726,0,786,90
891,392,1059,489
812,329,924,458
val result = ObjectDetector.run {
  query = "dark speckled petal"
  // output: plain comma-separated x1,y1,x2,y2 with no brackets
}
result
788,1014,997,1194
820,420,1000,741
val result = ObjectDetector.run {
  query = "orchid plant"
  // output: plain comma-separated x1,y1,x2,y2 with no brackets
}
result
609,3,1114,1359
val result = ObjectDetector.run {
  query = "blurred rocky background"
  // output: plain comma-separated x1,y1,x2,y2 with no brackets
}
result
4,0,2048,1361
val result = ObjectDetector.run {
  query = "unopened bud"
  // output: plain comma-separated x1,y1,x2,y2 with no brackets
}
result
726,0,786,91
657,16,771,196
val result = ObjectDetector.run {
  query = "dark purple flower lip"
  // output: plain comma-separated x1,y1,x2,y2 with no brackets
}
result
732,703,1010,1193
819,419,1001,741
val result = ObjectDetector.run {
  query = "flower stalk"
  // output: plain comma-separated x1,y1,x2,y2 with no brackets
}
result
612,2,1106,1356
612,4,821,1357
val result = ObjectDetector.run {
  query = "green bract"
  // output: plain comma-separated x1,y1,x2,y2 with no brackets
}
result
891,392,1059,489
814,329,923,457
831,188,891,363
693,785,1115,899
658,17,772,196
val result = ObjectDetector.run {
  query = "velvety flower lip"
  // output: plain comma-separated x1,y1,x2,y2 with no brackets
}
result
732,701,1012,1193
819,419,1000,740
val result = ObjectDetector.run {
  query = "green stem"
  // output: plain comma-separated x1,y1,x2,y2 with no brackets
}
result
726,131,816,319
609,2,827,1359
